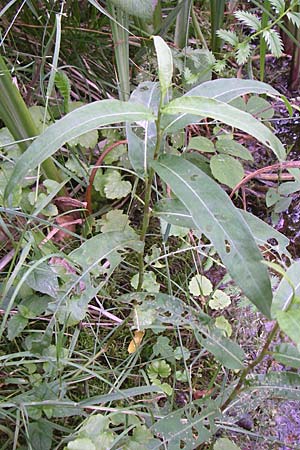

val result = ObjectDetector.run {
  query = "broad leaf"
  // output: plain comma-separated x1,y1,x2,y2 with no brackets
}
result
161,96,285,161
210,154,244,188
152,155,272,317
5,100,154,198
153,36,173,96
277,310,300,346
162,78,281,132
153,198,290,257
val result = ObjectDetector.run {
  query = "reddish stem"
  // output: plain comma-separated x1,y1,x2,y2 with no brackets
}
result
85,139,128,214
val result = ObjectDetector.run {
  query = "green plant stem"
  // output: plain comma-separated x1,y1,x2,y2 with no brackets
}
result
221,322,279,411
137,115,163,291
0,55,64,188
191,5,208,50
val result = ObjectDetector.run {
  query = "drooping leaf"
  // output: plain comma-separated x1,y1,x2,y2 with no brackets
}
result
273,343,300,368
210,154,244,188
162,78,281,132
152,155,272,317
153,198,290,257
153,36,173,96
5,100,154,198
161,96,285,161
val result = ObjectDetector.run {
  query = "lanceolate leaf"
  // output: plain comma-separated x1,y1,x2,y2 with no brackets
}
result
161,96,285,161
272,261,300,316
153,36,173,96
152,155,272,317
153,198,290,257
5,100,155,199
273,343,300,368
162,78,281,132
109,0,158,20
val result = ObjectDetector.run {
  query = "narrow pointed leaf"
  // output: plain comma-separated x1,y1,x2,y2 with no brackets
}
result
161,96,285,161
153,36,173,96
163,78,281,132
5,100,155,198
153,198,290,257
152,155,272,317
273,343,300,368
272,261,300,316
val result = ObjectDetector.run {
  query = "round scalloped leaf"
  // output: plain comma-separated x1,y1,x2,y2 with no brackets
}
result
189,275,213,297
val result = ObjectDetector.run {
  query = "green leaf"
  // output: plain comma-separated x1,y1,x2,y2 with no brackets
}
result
210,154,244,188
98,210,133,233
131,271,160,293
188,136,215,153
152,155,272,317
214,438,241,450
271,261,300,315
216,139,253,161
234,11,261,30
54,70,70,112
26,262,59,298
277,310,300,345
263,29,284,57
287,11,300,28
28,421,53,450
70,231,143,272
246,95,274,119
5,100,154,198
273,343,300,368
215,316,232,337
216,29,239,46
153,198,290,257
269,0,285,13
163,78,281,133
161,96,285,161
196,328,245,369
103,170,132,199
147,360,171,381
109,0,157,20
189,274,213,296
7,314,28,340
153,36,173,96
248,371,300,401
209,290,231,310
68,438,96,450
236,41,251,65
18,295,49,319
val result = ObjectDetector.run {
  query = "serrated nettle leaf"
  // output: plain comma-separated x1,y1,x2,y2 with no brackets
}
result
188,136,215,153
153,198,290,257
152,155,272,317
4,100,155,197
210,154,244,188
263,29,284,57
153,36,173,96
162,78,281,132
189,274,213,296
273,343,300,368
287,11,300,28
236,41,251,65
216,29,239,46
234,10,261,31
272,261,300,315
161,96,285,161
269,0,285,13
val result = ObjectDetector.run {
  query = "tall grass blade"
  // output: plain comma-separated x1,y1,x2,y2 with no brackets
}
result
210,0,225,54
174,0,193,49
260,0,271,81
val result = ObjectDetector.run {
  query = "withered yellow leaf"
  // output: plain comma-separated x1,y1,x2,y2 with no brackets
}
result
128,330,145,354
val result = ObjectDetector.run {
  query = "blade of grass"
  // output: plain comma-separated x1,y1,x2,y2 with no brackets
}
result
260,0,270,81
174,0,193,49
210,0,225,55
